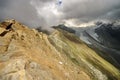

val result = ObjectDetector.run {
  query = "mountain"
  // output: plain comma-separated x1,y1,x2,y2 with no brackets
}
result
0,20,120,80
73,21,120,70
52,24,76,33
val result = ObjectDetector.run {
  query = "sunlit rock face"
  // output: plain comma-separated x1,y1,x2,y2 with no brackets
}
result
0,20,120,80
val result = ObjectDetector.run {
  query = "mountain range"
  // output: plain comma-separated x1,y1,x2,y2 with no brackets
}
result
0,20,120,80
73,21,120,70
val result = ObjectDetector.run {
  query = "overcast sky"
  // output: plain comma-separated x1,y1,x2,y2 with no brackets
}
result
0,0,120,28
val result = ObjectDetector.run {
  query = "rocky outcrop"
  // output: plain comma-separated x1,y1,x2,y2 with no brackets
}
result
0,20,120,80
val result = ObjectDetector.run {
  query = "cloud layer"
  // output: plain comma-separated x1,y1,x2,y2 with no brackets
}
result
0,0,120,28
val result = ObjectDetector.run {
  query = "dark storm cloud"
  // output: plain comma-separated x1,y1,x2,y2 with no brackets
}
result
61,0,120,23
0,0,120,27
0,0,8,7
0,0,46,27
102,6,120,20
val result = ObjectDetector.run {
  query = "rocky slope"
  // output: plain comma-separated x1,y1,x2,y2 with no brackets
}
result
0,20,120,80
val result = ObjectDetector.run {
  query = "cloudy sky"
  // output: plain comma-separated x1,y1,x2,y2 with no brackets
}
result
0,0,120,28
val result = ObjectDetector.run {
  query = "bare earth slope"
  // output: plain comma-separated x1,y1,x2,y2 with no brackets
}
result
0,20,120,80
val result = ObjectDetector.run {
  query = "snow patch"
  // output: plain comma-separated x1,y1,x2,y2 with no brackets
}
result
86,28,100,42
80,33,92,44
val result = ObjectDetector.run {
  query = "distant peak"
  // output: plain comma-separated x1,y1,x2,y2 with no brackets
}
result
52,24,76,33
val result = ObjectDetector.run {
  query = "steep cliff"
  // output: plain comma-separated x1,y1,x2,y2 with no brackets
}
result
0,20,120,80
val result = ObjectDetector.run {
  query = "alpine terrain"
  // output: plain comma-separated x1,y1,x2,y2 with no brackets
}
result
0,20,120,80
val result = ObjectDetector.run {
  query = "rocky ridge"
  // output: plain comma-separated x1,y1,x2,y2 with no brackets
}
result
0,20,120,80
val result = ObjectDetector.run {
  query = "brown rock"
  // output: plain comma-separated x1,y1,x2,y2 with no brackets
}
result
0,20,119,80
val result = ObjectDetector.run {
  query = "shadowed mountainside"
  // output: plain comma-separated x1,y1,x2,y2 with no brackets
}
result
73,22,120,70
0,20,120,80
